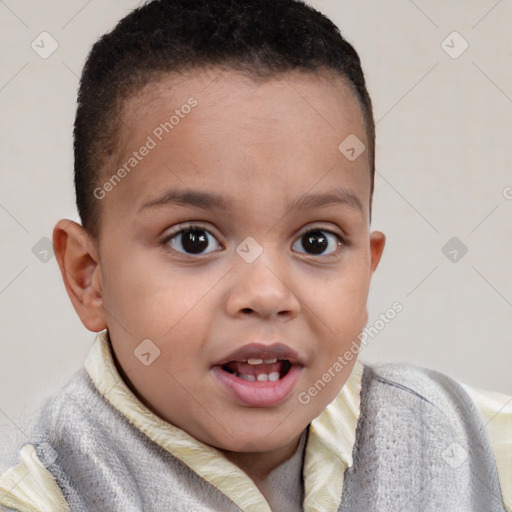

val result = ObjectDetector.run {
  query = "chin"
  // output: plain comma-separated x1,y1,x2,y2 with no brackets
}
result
208,421,306,454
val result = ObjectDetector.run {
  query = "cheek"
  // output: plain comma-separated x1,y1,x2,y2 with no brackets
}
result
312,271,369,329
100,246,212,328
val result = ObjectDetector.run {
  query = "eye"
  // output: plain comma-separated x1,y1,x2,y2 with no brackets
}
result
292,227,343,257
163,224,222,255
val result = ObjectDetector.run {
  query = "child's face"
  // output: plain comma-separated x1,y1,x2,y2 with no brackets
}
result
77,69,384,454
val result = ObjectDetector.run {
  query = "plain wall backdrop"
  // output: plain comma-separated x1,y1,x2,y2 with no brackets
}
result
1,0,511,465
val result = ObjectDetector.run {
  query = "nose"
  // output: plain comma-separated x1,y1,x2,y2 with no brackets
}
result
224,256,301,321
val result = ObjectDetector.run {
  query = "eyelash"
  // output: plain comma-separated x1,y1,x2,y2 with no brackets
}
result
161,222,214,249
161,222,345,258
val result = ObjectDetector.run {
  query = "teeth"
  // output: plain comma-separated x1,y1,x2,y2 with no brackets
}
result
247,357,278,365
235,371,281,382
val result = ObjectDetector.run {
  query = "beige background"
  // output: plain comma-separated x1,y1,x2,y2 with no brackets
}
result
1,0,511,457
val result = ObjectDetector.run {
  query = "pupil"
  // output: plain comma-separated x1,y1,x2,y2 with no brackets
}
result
303,231,327,254
182,229,208,254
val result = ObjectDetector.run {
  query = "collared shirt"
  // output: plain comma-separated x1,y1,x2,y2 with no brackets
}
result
0,329,510,511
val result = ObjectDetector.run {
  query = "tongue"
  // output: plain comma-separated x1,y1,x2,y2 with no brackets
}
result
226,360,283,376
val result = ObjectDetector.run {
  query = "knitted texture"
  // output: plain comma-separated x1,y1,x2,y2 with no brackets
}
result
30,368,244,512
339,364,507,511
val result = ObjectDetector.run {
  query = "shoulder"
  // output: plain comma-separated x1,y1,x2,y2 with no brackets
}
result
0,367,98,512
361,360,474,403
360,361,512,512
359,361,504,424
32,367,100,430
459,380,512,512
359,360,510,437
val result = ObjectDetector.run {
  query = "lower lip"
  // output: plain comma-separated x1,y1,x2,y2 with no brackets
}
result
211,364,303,407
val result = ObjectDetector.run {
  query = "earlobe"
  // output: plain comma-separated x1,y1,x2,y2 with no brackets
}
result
53,219,107,332
369,231,386,274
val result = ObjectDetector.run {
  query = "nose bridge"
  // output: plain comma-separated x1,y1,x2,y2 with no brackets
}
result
225,241,301,320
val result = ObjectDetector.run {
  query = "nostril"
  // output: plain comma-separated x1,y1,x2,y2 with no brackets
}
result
241,308,253,314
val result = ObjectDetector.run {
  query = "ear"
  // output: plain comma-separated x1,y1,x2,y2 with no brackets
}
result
52,219,107,332
369,230,386,275
362,230,386,325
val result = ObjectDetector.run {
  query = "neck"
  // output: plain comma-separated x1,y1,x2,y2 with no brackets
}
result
221,430,305,485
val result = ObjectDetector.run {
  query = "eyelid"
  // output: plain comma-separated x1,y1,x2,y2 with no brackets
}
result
163,222,220,240
298,223,345,242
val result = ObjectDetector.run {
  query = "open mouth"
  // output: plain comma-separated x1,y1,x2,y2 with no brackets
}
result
211,343,304,406
221,358,293,382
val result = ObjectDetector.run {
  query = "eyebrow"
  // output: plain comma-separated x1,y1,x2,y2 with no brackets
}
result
138,187,365,217
139,190,235,213
290,189,365,216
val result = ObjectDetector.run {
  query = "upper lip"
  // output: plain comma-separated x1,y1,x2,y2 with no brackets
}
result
212,343,303,367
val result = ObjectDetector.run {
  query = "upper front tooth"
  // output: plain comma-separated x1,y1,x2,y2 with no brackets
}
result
263,358,277,364
247,358,263,365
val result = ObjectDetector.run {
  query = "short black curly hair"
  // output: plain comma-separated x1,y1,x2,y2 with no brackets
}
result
74,0,375,240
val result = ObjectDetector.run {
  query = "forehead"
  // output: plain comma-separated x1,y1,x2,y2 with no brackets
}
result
126,67,366,135
100,67,370,230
